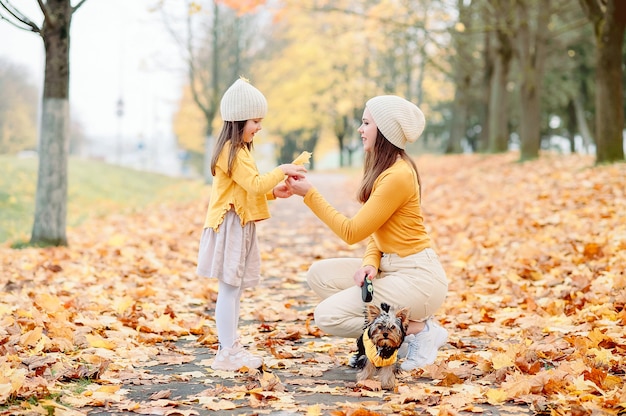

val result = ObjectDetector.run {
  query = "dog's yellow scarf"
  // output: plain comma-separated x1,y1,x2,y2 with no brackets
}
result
362,331,398,368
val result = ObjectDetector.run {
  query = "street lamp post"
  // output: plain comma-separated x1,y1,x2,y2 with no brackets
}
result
116,97,124,164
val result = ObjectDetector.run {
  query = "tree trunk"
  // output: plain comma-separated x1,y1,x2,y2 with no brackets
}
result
447,79,469,154
592,0,625,163
487,30,512,153
446,0,472,154
572,93,593,152
516,0,550,162
566,100,576,153
477,29,494,152
203,133,215,182
31,0,73,247
203,0,221,184
334,115,348,167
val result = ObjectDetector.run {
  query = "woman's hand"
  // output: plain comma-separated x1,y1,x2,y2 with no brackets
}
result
285,176,313,197
353,265,378,287
272,182,292,198
280,163,307,179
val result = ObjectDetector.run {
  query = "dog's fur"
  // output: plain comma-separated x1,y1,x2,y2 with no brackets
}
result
354,302,410,390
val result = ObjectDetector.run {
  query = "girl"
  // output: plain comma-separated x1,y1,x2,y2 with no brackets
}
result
197,78,306,371
286,95,448,371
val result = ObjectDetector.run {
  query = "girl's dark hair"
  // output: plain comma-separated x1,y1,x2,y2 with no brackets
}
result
210,120,252,176
357,129,422,203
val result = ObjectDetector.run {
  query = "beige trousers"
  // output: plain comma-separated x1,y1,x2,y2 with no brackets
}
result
307,248,448,339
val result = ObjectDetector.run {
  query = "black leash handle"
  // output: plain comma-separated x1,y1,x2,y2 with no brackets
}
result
361,275,373,303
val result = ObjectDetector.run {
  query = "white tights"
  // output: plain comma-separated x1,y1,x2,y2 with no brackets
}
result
215,281,243,349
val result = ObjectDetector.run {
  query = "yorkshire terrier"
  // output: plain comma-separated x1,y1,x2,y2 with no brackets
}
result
353,302,410,390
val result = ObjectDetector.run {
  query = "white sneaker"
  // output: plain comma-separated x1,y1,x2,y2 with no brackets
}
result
398,334,414,359
400,320,448,371
211,343,263,371
348,353,361,368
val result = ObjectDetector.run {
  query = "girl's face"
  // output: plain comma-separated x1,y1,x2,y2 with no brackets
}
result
358,108,377,153
243,119,263,143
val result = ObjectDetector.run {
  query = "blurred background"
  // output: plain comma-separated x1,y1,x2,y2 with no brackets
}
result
1,0,624,179
1,0,186,176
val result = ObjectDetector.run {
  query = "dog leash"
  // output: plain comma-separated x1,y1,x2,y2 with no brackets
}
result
362,274,373,303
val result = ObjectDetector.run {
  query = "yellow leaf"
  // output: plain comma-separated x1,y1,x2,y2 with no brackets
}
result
20,326,43,347
113,296,134,314
306,404,322,416
491,352,514,370
588,347,615,366
97,385,121,393
199,397,237,410
35,293,64,313
107,234,126,247
486,388,508,404
292,151,312,165
0,383,13,402
85,334,116,350
571,375,604,394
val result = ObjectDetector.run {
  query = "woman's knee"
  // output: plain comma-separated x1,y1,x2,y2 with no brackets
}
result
313,304,333,334
306,259,331,291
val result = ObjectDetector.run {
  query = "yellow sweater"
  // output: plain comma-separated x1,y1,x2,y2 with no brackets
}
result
203,143,284,231
303,159,431,270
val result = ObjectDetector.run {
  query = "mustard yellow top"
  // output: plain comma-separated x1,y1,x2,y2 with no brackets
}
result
303,159,431,270
203,142,284,231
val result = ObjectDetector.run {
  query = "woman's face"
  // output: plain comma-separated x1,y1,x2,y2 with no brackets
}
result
243,119,263,143
358,108,377,153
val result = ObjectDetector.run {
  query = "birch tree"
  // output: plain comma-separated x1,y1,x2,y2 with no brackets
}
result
0,0,88,246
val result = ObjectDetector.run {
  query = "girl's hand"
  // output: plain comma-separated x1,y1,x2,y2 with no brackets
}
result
285,176,312,197
272,182,292,198
280,163,307,179
353,265,377,287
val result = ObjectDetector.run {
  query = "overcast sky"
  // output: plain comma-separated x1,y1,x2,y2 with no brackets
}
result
0,0,184,146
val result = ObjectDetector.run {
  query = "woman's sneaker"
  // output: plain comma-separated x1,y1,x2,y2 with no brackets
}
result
211,343,263,371
348,353,365,368
400,320,448,371
398,334,414,358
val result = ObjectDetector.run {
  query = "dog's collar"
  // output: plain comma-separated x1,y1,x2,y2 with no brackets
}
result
362,331,398,368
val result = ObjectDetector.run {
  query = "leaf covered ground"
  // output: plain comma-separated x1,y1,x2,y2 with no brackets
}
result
1,152,625,415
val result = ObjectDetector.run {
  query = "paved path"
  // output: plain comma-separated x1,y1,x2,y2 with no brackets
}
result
84,172,527,416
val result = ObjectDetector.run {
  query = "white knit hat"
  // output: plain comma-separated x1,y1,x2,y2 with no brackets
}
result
365,95,425,149
220,77,268,121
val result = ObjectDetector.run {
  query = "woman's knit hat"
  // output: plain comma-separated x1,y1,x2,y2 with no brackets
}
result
365,95,425,149
220,77,268,122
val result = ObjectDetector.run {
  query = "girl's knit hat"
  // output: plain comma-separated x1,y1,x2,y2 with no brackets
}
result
365,95,425,149
220,77,268,121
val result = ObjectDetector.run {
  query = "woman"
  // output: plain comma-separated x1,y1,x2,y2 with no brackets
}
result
286,95,448,371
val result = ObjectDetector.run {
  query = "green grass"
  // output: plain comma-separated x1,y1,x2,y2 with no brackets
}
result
0,155,206,245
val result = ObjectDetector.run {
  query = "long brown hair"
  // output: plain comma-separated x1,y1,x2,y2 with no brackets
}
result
210,120,251,176
357,130,422,203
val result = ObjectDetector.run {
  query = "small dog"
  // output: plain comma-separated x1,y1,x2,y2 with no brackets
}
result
354,302,410,390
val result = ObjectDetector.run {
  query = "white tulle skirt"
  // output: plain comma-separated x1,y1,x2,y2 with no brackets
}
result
196,209,261,289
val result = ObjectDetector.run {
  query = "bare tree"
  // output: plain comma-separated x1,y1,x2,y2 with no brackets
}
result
483,0,514,154
0,0,89,246
578,0,625,164
512,0,552,161
160,0,262,183
447,0,476,154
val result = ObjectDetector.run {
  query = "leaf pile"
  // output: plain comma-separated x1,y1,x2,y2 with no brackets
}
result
1,152,625,415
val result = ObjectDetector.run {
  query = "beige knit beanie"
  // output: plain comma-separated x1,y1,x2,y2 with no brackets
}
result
220,77,268,122
365,95,426,149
